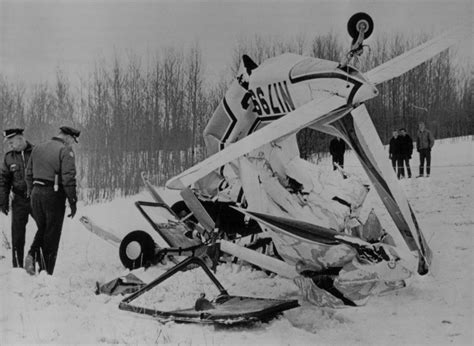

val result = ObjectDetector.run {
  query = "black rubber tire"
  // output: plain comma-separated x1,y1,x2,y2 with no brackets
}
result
119,230,155,270
347,12,374,41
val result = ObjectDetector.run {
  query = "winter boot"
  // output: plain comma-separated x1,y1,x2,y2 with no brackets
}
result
24,254,35,275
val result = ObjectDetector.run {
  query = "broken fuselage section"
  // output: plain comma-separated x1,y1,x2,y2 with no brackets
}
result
191,53,422,306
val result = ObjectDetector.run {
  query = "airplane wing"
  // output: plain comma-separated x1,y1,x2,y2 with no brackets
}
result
366,25,469,85
166,94,349,189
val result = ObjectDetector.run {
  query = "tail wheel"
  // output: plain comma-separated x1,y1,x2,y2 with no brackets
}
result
119,230,155,270
347,12,374,42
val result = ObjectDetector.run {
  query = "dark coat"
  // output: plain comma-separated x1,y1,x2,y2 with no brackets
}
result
329,138,346,157
398,134,413,159
26,137,77,205
0,142,34,206
389,137,401,159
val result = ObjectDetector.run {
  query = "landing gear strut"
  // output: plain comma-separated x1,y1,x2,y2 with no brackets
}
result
341,12,374,68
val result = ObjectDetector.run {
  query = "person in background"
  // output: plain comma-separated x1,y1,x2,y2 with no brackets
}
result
329,137,346,171
416,122,435,178
397,128,413,179
0,128,35,268
388,130,400,174
24,126,80,275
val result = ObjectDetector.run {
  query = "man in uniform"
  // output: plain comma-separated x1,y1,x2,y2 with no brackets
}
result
25,126,80,275
0,128,35,268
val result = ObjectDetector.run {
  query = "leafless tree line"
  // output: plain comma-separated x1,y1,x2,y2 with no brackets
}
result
0,32,471,202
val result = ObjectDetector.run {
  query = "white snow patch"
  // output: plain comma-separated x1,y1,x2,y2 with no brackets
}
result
0,136,472,345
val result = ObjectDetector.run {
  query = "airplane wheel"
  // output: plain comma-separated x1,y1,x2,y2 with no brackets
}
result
119,230,155,270
347,12,374,41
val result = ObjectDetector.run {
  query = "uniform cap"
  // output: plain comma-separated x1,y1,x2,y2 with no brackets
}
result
3,128,24,140
60,126,81,143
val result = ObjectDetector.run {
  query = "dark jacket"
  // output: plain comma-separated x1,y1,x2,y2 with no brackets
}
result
26,137,77,205
329,138,346,157
398,134,413,159
0,142,34,206
389,137,400,159
417,129,435,151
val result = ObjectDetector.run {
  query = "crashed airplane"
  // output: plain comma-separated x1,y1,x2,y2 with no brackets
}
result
82,13,467,324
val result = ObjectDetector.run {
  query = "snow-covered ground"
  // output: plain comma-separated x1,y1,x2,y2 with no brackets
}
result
1,136,472,345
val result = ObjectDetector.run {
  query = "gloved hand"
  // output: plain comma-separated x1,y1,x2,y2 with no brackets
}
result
1,204,9,216
68,203,77,218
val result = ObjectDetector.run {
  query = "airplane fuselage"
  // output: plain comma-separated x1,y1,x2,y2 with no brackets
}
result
245,53,378,133
201,53,379,174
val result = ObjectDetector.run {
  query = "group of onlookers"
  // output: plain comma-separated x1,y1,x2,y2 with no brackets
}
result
389,128,413,178
389,122,435,178
329,121,435,179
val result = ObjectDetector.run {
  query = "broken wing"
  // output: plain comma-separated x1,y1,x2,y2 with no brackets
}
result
166,93,349,189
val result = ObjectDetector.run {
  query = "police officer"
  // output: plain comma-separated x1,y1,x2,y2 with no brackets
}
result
0,128,35,268
25,126,80,275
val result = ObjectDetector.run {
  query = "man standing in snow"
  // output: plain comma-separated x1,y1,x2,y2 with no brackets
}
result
388,130,400,174
416,122,435,177
0,128,35,268
25,126,80,275
397,128,413,179
329,137,346,171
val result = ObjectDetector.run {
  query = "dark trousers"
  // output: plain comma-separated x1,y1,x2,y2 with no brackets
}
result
391,157,397,173
332,155,344,170
29,186,66,275
397,157,411,178
11,194,32,267
419,149,431,176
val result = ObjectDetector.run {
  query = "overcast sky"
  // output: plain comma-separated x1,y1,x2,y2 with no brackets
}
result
0,0,471,85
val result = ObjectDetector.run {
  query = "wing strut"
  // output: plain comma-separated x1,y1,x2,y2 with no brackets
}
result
331,105,432,274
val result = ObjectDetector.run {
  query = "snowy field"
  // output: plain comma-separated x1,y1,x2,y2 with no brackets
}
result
1,136,472,345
